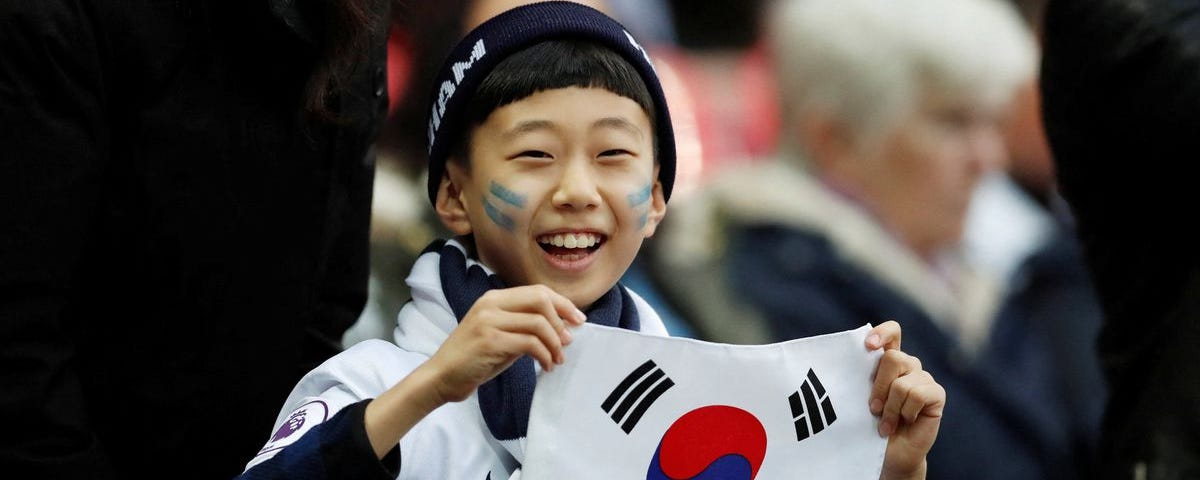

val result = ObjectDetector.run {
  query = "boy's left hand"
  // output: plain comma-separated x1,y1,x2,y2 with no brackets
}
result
867,321,945,480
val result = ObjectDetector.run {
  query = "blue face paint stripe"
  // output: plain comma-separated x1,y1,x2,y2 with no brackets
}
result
483,198,515,231
489,181,527,208
627,184,653,207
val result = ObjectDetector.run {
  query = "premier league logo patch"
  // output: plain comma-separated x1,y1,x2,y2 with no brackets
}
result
521,324,886,479
250,400,329,463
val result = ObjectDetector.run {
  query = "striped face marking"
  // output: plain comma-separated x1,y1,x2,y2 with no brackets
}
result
484,180,526,231
628,183,653,230
490,181,527,208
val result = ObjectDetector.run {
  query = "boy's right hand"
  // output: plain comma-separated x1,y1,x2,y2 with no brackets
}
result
423,285,587,404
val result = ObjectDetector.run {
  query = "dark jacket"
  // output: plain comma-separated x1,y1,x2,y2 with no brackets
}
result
646,163,1105,480
727,225,1104,480
0,1,387,478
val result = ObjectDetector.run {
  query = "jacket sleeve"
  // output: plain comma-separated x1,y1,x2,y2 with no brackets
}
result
237,399,400,480
0,1,113,476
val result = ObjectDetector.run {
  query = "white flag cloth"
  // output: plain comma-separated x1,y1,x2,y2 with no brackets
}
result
522,323,886,479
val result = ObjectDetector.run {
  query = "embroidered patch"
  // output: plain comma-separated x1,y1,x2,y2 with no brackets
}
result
254,400,330,457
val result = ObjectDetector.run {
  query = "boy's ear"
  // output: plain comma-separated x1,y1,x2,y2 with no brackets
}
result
435,159,474,236
641,168,668,238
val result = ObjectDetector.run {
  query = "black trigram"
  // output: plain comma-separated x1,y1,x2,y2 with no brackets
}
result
601,359,675,434
788,368,837,441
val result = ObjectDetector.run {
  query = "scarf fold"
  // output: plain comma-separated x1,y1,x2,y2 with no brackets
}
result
435,240,641,441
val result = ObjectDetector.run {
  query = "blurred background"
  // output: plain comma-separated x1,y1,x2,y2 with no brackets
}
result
348,1,1106,478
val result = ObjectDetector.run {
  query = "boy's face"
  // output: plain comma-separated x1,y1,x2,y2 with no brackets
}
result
438,87,666,310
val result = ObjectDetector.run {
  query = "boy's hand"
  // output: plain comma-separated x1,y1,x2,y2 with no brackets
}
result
424,285,587,404
866,321,945,480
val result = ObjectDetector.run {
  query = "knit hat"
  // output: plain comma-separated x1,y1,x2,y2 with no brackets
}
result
424,1,676,205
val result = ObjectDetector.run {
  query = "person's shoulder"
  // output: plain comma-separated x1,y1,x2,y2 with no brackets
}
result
294,340,427,399
340,338,421,361
338,339,427,381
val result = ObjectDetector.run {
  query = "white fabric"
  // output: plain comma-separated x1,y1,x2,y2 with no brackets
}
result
522,323,886,479
962,172,1055,290
245,239,668,479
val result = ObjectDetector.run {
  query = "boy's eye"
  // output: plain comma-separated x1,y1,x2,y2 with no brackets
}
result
599,149,632,157
516,150,552,159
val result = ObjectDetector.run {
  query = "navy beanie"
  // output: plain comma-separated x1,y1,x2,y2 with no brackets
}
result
424,1,676,205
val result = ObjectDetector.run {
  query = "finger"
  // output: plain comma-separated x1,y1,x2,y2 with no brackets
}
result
526,285,586,347
492,311,566,365
540,285,588,326
898,371,942,424
870,350,918,415
511,285,585,333
502,285,586,322
879,372,918,437
499,286,587,342
866,320,901,351
506,331,556,372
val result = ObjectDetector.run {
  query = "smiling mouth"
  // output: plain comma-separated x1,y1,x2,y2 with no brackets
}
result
536,232,606,261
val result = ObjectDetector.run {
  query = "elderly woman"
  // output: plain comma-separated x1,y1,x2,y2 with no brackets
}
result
645,0,1105,478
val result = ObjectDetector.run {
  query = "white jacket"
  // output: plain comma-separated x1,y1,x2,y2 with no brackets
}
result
246,242,667,479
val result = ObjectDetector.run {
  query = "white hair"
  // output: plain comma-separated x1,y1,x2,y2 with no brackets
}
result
769,0,1037,149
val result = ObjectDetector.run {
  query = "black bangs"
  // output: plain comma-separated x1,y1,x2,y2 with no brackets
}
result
464,39,657,132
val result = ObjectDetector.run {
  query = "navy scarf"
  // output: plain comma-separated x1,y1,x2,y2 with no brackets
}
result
435,240,641,440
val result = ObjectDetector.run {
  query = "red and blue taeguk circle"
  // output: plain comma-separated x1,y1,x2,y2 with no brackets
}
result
646,405,768,480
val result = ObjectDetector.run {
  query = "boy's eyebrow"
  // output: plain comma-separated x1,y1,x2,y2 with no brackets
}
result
503,120,556,139
592,117,644,139
502,117,644,139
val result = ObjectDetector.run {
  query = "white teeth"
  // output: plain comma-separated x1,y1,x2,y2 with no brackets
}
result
538,232,601,249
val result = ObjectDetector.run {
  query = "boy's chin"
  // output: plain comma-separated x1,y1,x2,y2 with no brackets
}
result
552,281,617,313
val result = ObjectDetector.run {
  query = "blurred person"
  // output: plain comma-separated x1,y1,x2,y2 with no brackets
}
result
0,1,389,478
654,0,780,198
1042,0,1200,477
646,0,1105,478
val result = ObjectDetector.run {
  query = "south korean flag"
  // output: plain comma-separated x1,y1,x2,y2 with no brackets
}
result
522,324,886,479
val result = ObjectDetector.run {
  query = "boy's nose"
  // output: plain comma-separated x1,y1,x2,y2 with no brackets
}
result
552,159,601,210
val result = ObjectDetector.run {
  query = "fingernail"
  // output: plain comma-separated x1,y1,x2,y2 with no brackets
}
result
562,328,573,344
870,398,883,415
574,309,587,324
878,420,893,437
866,334,881,349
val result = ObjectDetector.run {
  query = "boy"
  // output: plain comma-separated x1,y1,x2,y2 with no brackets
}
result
238,2,944,479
